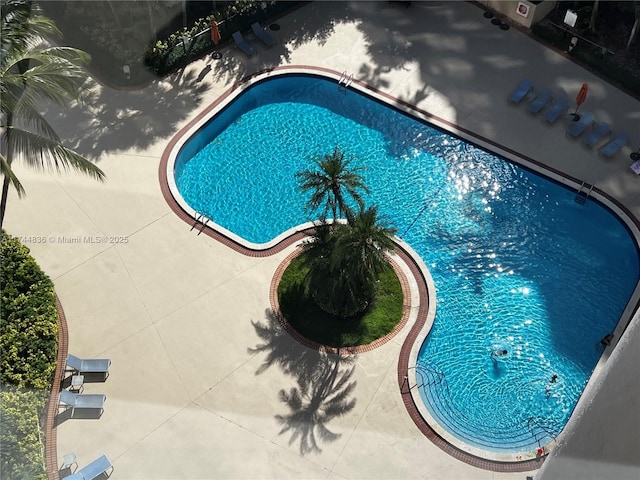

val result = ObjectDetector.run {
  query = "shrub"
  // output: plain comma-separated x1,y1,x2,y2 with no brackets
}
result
531,23,640,98
0,232,58,480
278,254,404,347
0,388,47,480
1,233,58,389
144,1,299,76
531,23,569,48
572,49,640,96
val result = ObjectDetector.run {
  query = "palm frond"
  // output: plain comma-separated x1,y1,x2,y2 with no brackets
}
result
2,53,89,127
7,126,104,180
3,55,88,103
0,152,25,197
297,147,369,221
1,1,60,56
6,102,61,142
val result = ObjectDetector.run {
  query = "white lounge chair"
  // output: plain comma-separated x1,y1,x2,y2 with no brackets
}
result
251,22,276,47
66,354,110,379
59,389,106,416
232,31,256,57
62,454,113,480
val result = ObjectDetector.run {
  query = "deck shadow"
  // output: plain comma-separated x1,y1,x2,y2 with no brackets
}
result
55,407,104,425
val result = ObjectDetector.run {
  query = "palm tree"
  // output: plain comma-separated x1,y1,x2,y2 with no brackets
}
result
335,205,397,282
0,0,105,228
295,147,369,224
302,206,397,318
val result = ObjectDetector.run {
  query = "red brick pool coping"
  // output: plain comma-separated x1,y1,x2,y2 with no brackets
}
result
45,296,68,480
153,64,639,472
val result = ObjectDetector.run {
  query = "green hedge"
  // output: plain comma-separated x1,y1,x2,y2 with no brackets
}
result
532,23,640,98
572,48,640,97
531,23,569,48
145,1,300,76
0,232,58,480
0,389,47,480
1,233,58,389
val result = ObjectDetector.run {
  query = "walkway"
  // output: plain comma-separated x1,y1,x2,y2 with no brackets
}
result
5,2,639,479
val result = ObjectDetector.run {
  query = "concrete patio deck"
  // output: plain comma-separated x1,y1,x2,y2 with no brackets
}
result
5,2,639,479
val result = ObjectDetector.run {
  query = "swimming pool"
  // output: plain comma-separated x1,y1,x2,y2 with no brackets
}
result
168,70,640,458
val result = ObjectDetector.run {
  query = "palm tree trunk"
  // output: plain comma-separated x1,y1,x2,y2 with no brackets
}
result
1,54,30,230
0,176,11,229
147,0,157,42
627,3,640,53
589,0,600,32
0,120,14,229
106,0,122,30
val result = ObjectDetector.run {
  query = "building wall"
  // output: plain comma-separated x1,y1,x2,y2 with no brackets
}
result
535,315,640,480
481,0,556,28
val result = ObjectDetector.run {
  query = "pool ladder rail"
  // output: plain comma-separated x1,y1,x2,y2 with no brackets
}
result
403,366,561,452
401,365,446,394
191,212,211,235
338,71,354,93
575,181,594,205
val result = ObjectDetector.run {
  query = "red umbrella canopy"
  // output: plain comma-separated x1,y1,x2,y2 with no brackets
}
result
576,83,589,106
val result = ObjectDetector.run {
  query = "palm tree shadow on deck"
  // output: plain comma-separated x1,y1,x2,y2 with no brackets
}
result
249,309,357,455
42,68,210,161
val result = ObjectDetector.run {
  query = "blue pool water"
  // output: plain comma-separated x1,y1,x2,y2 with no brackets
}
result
174,74,639,454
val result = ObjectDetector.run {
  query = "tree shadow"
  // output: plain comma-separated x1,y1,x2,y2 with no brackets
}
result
41,68,211,161
249,309,357,455
35,2,358,163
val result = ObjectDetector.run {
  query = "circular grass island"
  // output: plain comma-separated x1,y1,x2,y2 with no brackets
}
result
275,250,408,350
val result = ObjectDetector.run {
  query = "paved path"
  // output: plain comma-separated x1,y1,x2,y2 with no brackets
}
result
6,2,639,479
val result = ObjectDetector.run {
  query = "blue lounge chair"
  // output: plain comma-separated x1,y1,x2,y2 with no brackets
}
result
566,111,594,137
508,79,533,104
582,122,611,149
66,354,110,379
543,97,568,124
630,159,640,175
59,390,106,416
526,88,553,114
599,132,628,158
251,22,276,47
232,31,256,57
63,454,113,480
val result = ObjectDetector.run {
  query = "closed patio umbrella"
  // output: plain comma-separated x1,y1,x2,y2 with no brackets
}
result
211,20,221,45
571,83,589,120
